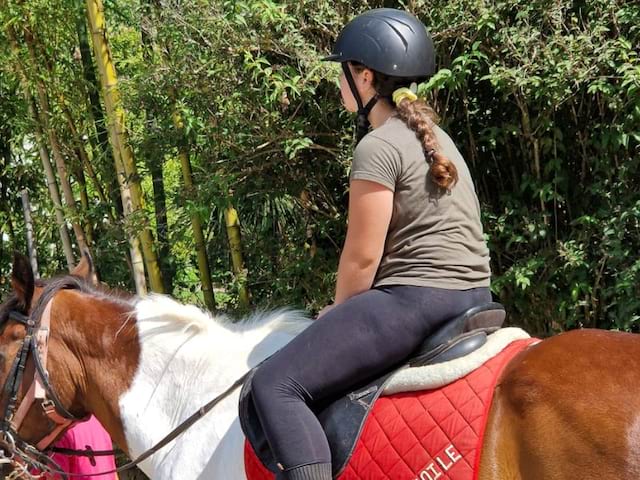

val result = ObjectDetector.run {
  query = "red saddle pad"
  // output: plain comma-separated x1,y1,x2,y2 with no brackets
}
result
245,338,535,480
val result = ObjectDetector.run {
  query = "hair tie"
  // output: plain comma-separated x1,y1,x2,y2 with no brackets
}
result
392,86,418,106
426,149,436,162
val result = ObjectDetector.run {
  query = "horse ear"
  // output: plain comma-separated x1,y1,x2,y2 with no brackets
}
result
11,252,34,312
71,249,98,285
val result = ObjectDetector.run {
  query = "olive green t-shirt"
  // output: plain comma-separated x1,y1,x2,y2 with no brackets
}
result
350,116,491,289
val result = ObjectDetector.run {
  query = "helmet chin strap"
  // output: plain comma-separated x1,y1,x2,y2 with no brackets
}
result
342,63,378,144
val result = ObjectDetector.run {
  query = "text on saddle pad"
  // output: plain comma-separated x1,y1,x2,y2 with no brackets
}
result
415,444,462,480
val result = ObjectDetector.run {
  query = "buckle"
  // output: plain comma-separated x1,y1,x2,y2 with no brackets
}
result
41,399,55,414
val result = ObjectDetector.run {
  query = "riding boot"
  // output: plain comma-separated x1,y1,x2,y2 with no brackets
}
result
278,462,332,480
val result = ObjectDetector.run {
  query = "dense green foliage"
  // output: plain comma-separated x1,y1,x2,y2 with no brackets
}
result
0,0,638,334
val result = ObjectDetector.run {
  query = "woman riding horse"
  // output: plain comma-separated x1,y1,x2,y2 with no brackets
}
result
250,9,492,480
1,256,640,479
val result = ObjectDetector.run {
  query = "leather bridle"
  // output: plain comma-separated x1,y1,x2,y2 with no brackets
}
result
1,297,87,471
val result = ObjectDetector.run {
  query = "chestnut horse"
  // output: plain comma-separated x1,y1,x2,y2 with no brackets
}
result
0,253,639,480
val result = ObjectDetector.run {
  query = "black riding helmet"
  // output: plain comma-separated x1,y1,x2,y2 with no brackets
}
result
324,9,436,142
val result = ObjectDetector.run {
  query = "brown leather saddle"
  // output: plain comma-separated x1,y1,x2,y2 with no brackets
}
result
239,302,506,477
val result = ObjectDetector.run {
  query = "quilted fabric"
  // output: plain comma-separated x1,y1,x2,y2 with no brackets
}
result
245,338,535,480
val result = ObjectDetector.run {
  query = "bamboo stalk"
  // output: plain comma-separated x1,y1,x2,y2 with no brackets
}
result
5,27,76,269
224,204,249,309
141,11,174,294
58,90,111,210
86,0,164,293
76,10,122,218
147,0,216,307
72,150,94,246
172,107,217,311
29,100,77,270
20,189,39,279
22,30,90,254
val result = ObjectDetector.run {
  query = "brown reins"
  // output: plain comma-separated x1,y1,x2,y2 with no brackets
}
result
37,370,249,479
1,283,250,479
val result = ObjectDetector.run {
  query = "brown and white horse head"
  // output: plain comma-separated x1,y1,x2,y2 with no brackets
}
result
0,255,84,460
0,252,130,471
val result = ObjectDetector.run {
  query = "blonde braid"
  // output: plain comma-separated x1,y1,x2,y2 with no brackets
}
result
395,98,458,190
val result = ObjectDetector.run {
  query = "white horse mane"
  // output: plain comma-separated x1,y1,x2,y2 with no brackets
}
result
132,294,312,339
116,293,313,480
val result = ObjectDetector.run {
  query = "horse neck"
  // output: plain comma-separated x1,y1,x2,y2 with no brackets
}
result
100,296,307,463
49,289,138,452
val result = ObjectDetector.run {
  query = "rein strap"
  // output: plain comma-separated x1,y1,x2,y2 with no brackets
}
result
37,370,250,478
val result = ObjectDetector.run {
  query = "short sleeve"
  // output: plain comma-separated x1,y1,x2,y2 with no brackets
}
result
350,134,401,191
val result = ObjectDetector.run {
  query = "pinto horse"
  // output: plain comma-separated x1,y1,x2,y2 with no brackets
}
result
0,253,639,480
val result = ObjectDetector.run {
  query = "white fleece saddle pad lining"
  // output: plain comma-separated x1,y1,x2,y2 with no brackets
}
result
383,327,533,395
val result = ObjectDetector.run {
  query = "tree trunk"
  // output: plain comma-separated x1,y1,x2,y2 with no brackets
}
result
517,96,547,223
112,141,148,295
141,8,174,294
72,151,94,246
60,88,111,220
76,9,123,219
5,27,76,269
172,109,217,311
20,189,40,278
0,118,16,255
29,23,109,245
86,0,164,293
225,204,249,309
148,157,174,293
148,1,215,308
21,30,90,253
28,97,77,270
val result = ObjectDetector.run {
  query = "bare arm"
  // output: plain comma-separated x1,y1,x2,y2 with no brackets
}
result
333,179,393,305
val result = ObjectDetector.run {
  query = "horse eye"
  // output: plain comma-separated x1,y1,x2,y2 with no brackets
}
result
8,327,25,342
